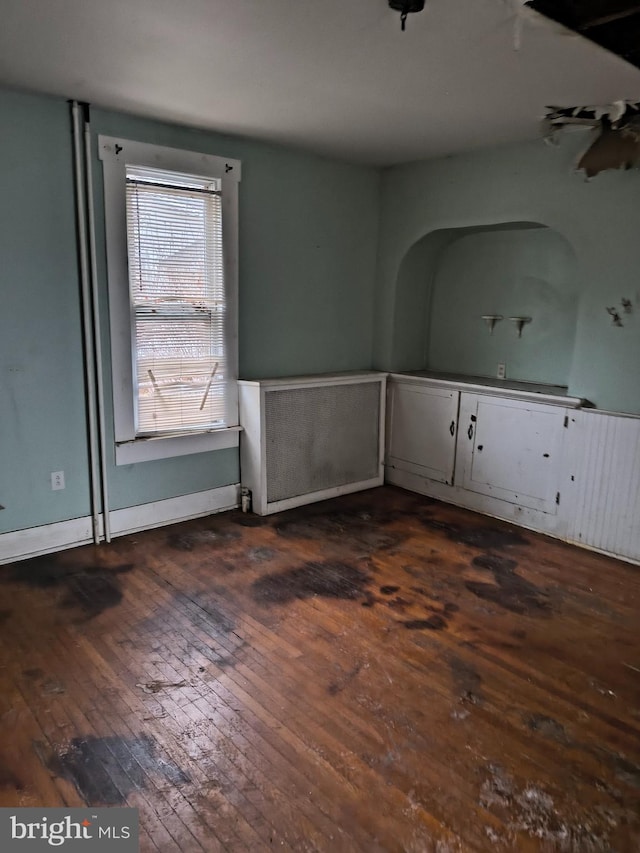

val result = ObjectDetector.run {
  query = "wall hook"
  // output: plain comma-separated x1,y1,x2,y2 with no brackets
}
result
509,316,532,337
481,314,503,335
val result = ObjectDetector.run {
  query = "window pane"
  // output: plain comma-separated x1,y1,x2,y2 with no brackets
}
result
135,315,225,433
126,167,226,435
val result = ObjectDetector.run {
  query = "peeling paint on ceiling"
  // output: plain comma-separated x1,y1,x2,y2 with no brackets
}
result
527,1,640,70
543,101,640,176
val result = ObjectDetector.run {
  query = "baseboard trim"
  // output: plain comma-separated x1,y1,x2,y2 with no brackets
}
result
108,484,240,537
0,516,95,564
0,484,240,564
258,475,384,516
385,466,558,533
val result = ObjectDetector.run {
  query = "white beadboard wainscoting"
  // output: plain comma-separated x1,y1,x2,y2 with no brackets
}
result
562,409,640,563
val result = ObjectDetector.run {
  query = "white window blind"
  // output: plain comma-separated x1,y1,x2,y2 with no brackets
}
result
125,166,227,436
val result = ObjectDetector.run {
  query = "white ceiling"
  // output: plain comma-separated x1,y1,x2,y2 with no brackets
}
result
1,0,639,165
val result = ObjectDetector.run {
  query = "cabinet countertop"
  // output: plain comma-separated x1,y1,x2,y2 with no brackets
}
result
389,371,588,408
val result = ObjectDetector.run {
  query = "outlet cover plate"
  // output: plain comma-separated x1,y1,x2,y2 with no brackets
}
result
51,471,65,491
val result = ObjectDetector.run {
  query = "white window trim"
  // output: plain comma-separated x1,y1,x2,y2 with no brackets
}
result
99,136,241,465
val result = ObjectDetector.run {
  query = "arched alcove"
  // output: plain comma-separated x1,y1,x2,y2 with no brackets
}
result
391,221,579,386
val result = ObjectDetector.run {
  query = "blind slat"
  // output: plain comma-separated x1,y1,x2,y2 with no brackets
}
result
126,165,227,435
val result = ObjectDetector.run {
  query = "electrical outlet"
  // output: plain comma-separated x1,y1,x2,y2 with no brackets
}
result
497,363,506,380
51,471,65,491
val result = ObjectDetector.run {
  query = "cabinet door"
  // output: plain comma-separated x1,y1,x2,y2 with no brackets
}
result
456,393,565,513
386,382,459,485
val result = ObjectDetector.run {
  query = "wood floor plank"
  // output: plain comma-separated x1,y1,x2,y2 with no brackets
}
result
121,560,487,847
1,486,639,850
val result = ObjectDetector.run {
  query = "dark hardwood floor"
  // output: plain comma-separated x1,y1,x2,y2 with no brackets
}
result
1,486,639,851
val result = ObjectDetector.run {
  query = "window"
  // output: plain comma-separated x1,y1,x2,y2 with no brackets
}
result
99,137,241,464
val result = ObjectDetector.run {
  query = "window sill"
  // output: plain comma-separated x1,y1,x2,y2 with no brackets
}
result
115,426,241,466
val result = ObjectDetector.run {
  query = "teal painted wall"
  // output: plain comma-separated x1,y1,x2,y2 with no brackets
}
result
0,90,380,531
390,230,454,371
427,225,579,385
0,90,92,533
90,109,380,382
4,86,640,538
90,109,380,512
374,135,640,413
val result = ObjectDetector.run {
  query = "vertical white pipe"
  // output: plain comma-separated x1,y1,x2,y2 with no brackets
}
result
71,101,102,543
83,111,111,542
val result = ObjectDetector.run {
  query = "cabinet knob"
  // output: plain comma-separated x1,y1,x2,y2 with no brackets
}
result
468,423,474,440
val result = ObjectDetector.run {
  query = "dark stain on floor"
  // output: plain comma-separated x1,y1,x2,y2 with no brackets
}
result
187,591,237,635
328,662,363,696
0,761,23,791
361,591,383,608
448,655,484,706
403,614,447,631
418,517,455,534
606,752,640,790
465,554,550,614
421,515,529,551
274,508,405,553
38,734,190,806
60,573,131,619
22,668,66,695
386,595,411,610
137,590,245,670
0,608,12,625
527,713,640,794
401,561,451,584
148,590,237,637
454,526,529,550
167,528,241,551
248,547,276,563
0,556,133,619
526,714,571,745
252,560,372,604
22,667,45,680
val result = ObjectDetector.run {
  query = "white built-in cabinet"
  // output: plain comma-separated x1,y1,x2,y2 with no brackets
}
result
386,373,640,564
386,373,586,540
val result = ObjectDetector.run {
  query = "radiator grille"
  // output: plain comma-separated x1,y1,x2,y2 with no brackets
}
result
264,382,381,503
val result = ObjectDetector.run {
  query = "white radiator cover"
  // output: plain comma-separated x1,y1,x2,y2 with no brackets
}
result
239,373,386,515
